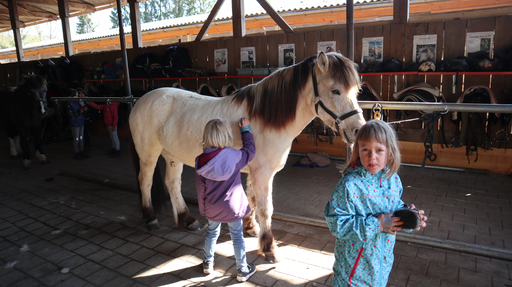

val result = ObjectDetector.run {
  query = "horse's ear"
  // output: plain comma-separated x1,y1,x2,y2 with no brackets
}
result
317,51,329,73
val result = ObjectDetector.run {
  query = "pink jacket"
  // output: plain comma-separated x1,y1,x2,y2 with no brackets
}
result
89,102,120,127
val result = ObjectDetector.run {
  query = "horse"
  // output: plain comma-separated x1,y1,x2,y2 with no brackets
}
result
129,51,366,262
0,74,49,169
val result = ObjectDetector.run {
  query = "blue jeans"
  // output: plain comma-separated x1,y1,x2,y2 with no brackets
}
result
204,219,247,270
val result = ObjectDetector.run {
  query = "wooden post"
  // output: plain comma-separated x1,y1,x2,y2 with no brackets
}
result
129,0,143,49
8,0,24,62
346,0,354,61
393,0,409,24
57,0,73,57
232,0,246,38
346,0,354,160
116,0,132,98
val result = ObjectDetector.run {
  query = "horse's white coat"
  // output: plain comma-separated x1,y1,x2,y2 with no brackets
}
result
129,52,366,258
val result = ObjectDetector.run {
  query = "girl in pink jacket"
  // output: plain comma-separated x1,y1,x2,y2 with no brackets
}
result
89,100,121,158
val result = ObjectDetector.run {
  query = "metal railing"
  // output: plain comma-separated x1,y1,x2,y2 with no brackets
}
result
50,97,512,114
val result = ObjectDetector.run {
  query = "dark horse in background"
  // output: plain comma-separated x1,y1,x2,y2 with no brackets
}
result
0,74,50,169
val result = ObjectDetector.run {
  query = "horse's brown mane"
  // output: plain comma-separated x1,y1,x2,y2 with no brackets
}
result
231,52,359,130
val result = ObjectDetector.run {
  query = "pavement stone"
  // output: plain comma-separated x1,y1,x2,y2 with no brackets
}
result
0,133,511,286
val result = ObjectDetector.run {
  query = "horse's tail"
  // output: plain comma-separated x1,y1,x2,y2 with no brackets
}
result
128,131,168,215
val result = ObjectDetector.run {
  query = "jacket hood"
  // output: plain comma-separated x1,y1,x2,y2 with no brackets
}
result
195,148,241,181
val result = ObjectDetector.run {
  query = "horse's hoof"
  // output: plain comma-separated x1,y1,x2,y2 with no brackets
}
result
147,220,161,231
264,252,282,263
244,225,260,237
187,220,203,231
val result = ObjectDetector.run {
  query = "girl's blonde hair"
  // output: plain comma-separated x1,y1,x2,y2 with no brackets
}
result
202,118,233,149
342,120,401,177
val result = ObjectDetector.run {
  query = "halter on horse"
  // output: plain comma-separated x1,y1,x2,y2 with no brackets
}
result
129,52,365,262
0,74,49,168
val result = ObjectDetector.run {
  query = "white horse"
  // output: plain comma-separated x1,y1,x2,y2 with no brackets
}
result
129,51,366,262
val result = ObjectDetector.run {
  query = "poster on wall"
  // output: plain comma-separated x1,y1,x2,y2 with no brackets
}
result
240,47,256,68
466,31,494,58
362,37,383,64
413,35,437,63
318,41,336,53
214,48,228,73
278,44,295,67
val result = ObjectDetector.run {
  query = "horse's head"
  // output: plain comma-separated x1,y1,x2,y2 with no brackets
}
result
20,74,48,116
312,52,366,144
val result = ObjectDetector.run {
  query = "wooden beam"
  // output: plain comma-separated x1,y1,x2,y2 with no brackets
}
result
393,0,409,24
128,0,142,49
195,0,225,42
255,0,294,33
57,0,72,57
232,0,245,38
16,0,95,11
8,0,24,61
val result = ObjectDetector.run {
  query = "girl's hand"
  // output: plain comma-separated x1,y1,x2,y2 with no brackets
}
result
409,204,427,230
377,213,403,235
239,117,250,127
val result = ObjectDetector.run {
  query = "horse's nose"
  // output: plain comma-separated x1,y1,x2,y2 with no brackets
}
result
353,129,359,137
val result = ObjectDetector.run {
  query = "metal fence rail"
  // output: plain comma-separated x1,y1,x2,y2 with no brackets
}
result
50,97,512,114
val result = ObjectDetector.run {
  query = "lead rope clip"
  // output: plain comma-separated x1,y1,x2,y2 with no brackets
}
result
372,103,382,120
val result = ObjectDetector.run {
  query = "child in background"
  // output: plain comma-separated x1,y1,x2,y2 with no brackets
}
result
195,117,257,282
324,120,427,287
89,92,121,158
65,88,88,160
77,88,92,152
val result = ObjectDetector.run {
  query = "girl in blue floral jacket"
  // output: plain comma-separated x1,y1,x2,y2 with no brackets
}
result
325,120,427,287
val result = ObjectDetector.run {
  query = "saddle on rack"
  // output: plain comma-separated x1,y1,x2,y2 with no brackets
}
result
451,85,499,163
392,83,448,166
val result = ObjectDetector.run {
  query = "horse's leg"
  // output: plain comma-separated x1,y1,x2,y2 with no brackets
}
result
160,150,202,231
243,173,260,237
138,150,162,230
252,169,281,263
8,137,18,158
33,126,49,164
17,130,31,169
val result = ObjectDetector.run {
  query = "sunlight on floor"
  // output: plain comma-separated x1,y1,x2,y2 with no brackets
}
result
131,236,334,286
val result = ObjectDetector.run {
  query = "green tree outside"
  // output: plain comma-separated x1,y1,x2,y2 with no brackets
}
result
109,0,215,28
76,14,96,34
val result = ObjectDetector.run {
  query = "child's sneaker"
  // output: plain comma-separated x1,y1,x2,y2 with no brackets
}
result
203,261,213,274
237,263,256,282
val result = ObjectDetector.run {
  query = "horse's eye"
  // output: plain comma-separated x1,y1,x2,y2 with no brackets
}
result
332,89,341,95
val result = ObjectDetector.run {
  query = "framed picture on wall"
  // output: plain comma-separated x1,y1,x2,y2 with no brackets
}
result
362,37,383,65
278,44,295,67
214,48,228,73
466,31,494,58
240,47,256,68
318,41,336,54
413,35,437,63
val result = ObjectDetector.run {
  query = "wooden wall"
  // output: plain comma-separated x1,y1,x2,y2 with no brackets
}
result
2,15,512,173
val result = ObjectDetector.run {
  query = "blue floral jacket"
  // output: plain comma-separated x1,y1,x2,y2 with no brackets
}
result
325,164,405,287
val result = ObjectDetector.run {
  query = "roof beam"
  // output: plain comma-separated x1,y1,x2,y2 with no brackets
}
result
255,0,293,33
195,0,225,42
57,0,73,56
8,0,24,62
